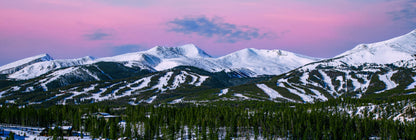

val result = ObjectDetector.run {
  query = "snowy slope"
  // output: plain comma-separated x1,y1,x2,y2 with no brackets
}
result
2,30,415,81
2,30,416,105
96,44,211,62
256,84,296,101
146,44,212,58
1,43,320,80
8,56,95,80
96,44,223,71
335,29,416,65
0,54,53,74
248,29,416,102
96,44,320,77
216,48,320,76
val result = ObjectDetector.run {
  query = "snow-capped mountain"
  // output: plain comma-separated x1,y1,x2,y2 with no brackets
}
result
96,44,222,72
216,48,320,76
0,44,320,80
97,44,320,77
5,56,95,80
334,29,416,65
2,29,416,106
238,29,416,103
0,54,53,74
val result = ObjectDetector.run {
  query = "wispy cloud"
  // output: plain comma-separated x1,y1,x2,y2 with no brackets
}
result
84,30,111,40
167,16,274,43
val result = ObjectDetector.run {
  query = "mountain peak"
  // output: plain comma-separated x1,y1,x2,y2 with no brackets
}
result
217,48,320,76
147,44,211,58
80,56,95,61
334,29,416,65
177,43,198,50
0,53,53,72
34,53,53,61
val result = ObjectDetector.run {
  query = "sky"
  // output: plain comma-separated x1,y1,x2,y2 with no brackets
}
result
0,0,415,65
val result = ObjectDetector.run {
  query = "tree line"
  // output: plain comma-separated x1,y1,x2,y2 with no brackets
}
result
0,100,415,139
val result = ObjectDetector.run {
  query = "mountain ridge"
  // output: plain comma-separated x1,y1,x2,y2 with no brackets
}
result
0,53,53,75
1,29,416,106
334,29,416,65
1,44,320,80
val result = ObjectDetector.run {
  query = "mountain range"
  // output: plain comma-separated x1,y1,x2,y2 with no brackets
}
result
0,29,415,106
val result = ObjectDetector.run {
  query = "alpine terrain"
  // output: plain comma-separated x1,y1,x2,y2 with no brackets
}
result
0,43,319,106
1,30,416,140
0,30,415,106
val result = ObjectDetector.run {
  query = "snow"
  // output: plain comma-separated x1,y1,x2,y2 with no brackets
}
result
169,71,188,89
167,71,209,89
377,71,398,93
24,87,34,92
276,81,324,103
129,100,139,105
83,82,122,101
145,95,157,103
285,86,314,103
169,98,183,104
10,86,20,91
110,76,153,98
349,75,364,92
62,84,97,105
42,93,66,103
82,68,100,80
96,44,217,72
393,104,416,122
1,43,322,81
2,30,416,104
309,89,328,101
335,76,345,91
136,76,153,89
45,69,213,104
256,84,289,100
406,76,416,90
0,90,7,98
152,72,174,92
188,74,198,85
234,93,250,100
335,30,416,65
2,30,416,82
269,29,416,100
146,44,211,58
154,60,181,71
216,48,320,77
54,69,213,103
319,70,335,92
0,54,52,73
7,56,93,80
218,88,229,96
300,72,309,84
149,71,208,92
5,100,15,104
40,67,79,91
195,76,208,86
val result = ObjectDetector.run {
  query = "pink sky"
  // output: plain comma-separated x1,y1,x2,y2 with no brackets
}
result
0,0,415,65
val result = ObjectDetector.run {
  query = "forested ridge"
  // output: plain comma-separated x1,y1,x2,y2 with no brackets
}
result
1,95,416,140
